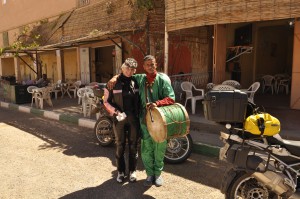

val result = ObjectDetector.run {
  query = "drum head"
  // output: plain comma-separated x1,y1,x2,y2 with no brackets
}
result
146,107,167,143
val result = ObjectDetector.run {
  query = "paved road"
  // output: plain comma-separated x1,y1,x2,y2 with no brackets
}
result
0,107,225,199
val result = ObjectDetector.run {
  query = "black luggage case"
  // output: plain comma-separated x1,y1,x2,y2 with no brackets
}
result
202,90,248,123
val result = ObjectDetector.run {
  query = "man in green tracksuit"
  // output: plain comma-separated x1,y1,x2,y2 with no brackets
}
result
134,55,175,187
108,55,175,187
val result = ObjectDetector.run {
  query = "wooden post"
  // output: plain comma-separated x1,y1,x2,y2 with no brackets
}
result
164,23,169,75
0,58,3,76
115,43,122,75
212,24,227,84
291,19,300,109
56,50,64,82
14,57,21,83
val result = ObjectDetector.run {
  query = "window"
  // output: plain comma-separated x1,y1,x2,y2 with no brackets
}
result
2,0,7,5
77,0,90,8
3,32,9,47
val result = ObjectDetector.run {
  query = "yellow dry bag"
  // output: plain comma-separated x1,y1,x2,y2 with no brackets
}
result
244,113,280,136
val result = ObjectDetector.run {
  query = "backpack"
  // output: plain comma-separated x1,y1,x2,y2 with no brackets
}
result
244,113,280,136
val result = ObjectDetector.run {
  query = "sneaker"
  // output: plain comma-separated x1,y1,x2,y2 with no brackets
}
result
129,171,137,182
143,176,154,187
116,172,125,183
155,175,163,187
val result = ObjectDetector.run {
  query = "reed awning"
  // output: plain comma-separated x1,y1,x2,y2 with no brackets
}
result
166,0,300,31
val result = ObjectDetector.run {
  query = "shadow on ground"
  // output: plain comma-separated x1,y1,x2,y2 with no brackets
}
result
59,155,225,199
60,171,155,199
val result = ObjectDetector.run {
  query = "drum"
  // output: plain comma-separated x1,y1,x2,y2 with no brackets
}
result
146,103,190,143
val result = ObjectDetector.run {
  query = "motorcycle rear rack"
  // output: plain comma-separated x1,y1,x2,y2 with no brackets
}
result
220,131,300,187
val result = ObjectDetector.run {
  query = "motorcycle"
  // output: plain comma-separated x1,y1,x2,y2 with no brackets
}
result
92,84,193,164
218,104,300,199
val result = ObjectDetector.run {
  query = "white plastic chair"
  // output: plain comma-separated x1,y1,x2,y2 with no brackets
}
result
277,77,291,95
222,80,241,89
77,87,87,105
27,85,38,107
274,74,286,92
42,86,53,109
69,80,82,98
88,82,98,87
261,75,275,94
212,84,235,90
180,81,204,114
77,87,94,117
52,80,62,99
206,83,215,91
33,86,53,109
241,82,260,103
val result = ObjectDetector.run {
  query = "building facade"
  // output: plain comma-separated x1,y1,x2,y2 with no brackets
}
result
165,0,300,109
1,0,299,109
0,0,166,85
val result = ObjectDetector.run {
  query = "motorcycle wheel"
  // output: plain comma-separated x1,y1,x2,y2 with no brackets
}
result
164,134,193,164
227,172,280,199
94,117,114,147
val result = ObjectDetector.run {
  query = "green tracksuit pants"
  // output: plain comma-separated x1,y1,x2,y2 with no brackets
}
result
140,122,167,177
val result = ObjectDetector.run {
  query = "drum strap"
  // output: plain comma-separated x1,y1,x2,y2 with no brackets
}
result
145,84,148,103
144,82,154,103
145,82,155,122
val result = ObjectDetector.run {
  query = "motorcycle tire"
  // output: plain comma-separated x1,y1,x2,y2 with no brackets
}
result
164,134,193,164
226,172,280,199
94,117,114,147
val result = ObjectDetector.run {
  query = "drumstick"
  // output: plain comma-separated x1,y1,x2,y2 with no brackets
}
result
147,97,154,123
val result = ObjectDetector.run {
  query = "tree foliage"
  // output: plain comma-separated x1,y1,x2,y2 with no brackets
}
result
0,26,40,56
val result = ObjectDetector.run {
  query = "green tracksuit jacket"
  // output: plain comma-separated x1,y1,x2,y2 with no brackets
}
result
134,73,175,176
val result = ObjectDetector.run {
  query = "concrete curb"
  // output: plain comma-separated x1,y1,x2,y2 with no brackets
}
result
0,101,96,128
0,101,220,157
192,142,220,157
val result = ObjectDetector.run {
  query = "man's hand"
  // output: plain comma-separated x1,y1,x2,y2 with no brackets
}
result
146,102,157,110
107,74,119,90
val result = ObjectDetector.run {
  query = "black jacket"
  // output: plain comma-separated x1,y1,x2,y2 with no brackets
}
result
103,74,140,116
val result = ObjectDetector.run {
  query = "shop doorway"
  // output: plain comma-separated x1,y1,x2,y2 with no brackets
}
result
255,24,294,78
226,20,294,88
95,46,115,83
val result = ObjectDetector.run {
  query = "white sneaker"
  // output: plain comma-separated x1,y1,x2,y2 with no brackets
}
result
116,172,125,183
129,171,137,182
155,175,163,187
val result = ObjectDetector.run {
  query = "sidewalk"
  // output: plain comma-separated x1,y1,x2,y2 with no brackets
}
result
1,92,300,158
